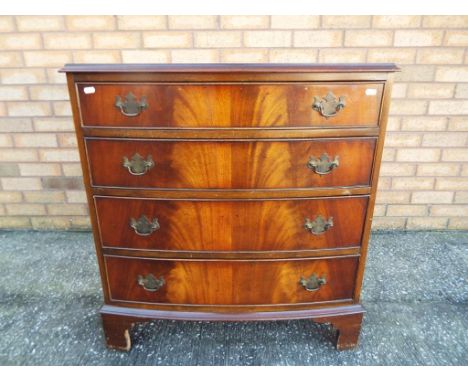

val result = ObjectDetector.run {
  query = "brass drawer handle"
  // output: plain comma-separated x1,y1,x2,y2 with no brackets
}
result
307,153,339,175
137,274,165,292
123,153,155,176
130,215,160,236
304,215,333,235
312,92,345,118
300,273,326,292
115,92,148,117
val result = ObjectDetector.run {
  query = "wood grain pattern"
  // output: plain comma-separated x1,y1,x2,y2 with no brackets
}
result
104,255,358,306
86,138,376,190
77,83,383,128
95,196,368,252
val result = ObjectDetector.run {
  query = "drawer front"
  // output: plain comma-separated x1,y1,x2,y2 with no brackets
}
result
95,196,368,251
105,256,358,305
86,138,376,189
77,83,383,127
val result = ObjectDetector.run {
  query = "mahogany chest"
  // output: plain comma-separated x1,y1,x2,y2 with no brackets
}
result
61,63,398,351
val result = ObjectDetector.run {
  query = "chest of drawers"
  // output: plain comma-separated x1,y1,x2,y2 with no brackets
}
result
61,63,398,351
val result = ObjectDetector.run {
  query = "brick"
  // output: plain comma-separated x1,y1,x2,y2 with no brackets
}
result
444,31,468,46
0,52,22,67
423,16,468,28
294,31,342,47
455,84,468,99
0,16,15,32
48,204,87,216
436,178,468,191
19,163,61,176
195,31,242,48
0,217,31,228
344,30,392,47
407,83,454,99
6,203,46,216
0,163,19,176
2,177,42,190
407,217,448,229
373,205,386,217
93,32,140,49
391,177,434,190
387,205,428,217
66,16,115,31
431,205,468,217
386,117,401,131
0,86,28,101
385,133,421,147
270,16,319,29
390,100,427,115
42,177,83,190
66,190,87,203
52,101,72,117
168,16,217,29
31,217,70,230
39,149,79,162
373,16,421,28
269,49,317,63
435,67,468,82
448,117,468,131
117,16,166,30
380,163,416,176
0,68,46,84
461,165,468,177
0,148,37,162
376,191,411,204
121,50,169,64
371,217,407,230
394,30,443,46
412,191,453,204
70,216,91,230
395,65,434,82
367,49,415,64
34,118,74,132
29,85,69,101
221,49,268,63
416,48,464,64
0,118,32,133
57,133,77,148
24,51,71,67
381,148,395,161
396,148,440,162
429,100,468,115
322,16,371,28
401,116,447,131
317,49,366,63
72,50,121,64
0,102,5,117
8,102,51,117
143,31,192,48
171,49,219,63
46,69,67,84
43,33,92,49
0,33,41,49
16,16,64,31
0,191,22,203
222,16,270,29
422,133,467,147
14,133,58,147
391,84,407,99
245,31,292,48
448,217,468,229
442,149,468,162
417,163,460,176
62,164,82,177
377,177,391,190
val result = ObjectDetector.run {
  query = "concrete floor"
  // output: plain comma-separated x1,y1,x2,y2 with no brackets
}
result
0,230,466,365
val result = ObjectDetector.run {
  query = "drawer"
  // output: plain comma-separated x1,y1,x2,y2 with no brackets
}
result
95,196,368,252
86,138,376,190
77,83,383,128
105,255,358,305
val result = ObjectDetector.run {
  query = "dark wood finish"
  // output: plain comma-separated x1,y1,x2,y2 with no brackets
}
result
104,255,358,306
86,138,376,190
95,196,368,252
77,83,383,128
63,63,397,351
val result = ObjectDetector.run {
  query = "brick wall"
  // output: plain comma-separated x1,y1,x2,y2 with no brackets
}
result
0,15,467,230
